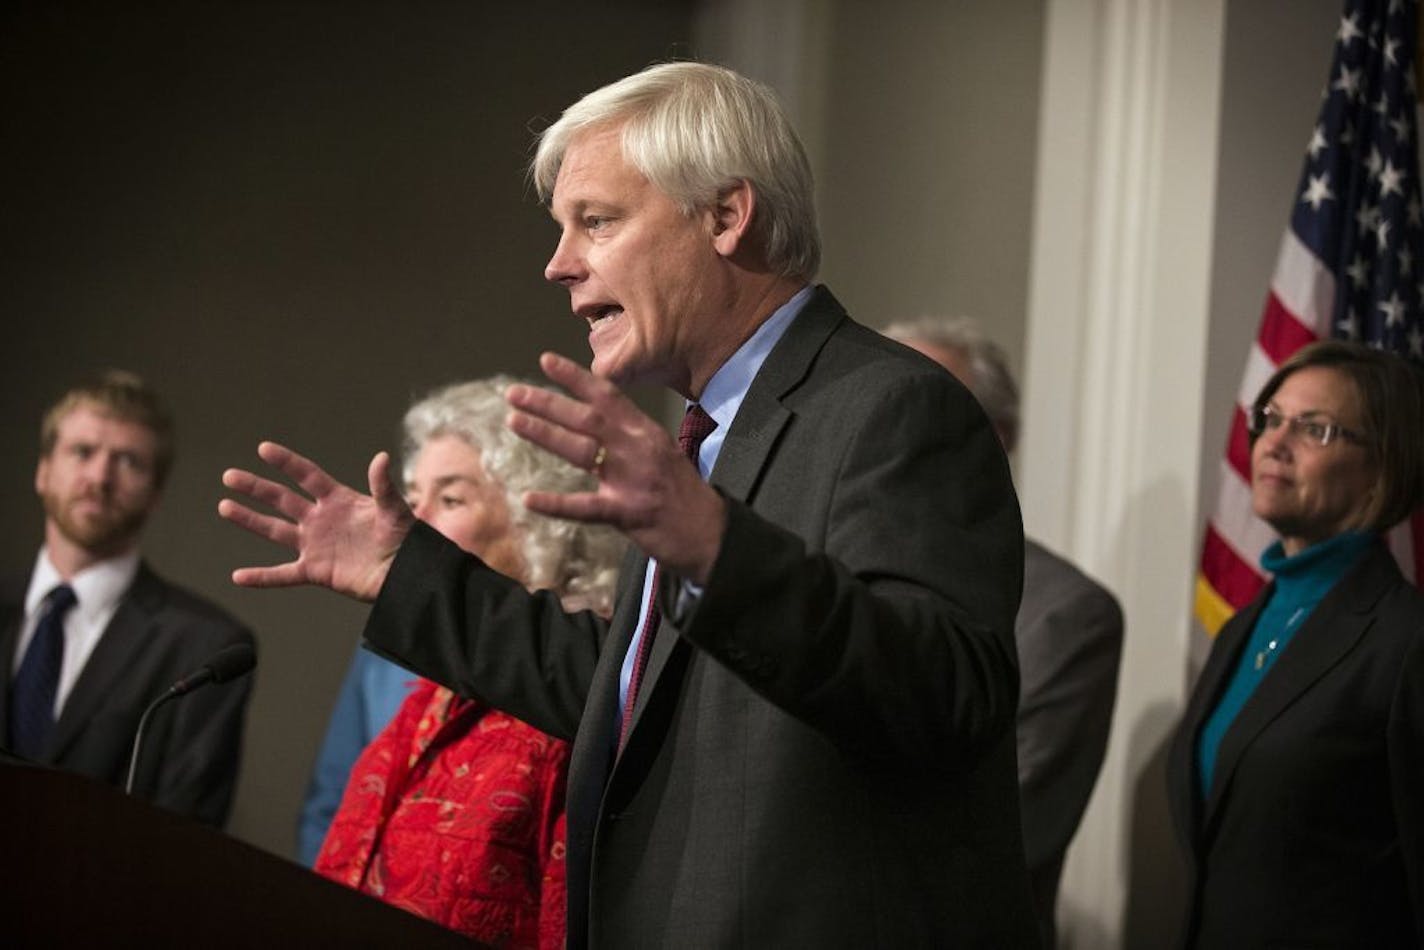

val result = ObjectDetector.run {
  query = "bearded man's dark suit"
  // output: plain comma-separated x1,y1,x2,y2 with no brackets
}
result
0,563,255,827
1166,541,1424,948
364,287,1039,948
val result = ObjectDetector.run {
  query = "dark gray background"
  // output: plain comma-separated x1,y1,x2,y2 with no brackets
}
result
1,0,695,855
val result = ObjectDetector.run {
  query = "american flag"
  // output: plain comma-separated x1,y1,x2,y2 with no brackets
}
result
1194,0,1424,639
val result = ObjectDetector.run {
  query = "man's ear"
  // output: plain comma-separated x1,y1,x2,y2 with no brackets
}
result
35,455,50,497
710,179,756,257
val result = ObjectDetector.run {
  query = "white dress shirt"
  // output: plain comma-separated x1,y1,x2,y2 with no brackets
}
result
14,547,140,716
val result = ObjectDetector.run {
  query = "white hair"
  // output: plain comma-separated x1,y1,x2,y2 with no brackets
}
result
531,61,821,280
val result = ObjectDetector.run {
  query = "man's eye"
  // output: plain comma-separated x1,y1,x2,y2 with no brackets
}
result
115,452,147,472
440,495,464,509
586,216,609,231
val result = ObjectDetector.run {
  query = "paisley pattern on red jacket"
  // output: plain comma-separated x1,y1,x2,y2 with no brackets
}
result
315,678,568,949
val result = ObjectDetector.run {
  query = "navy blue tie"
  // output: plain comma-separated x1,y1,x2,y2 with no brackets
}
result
9,584,78,758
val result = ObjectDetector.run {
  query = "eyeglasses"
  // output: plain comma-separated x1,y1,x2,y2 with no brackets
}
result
1247,404,1370,448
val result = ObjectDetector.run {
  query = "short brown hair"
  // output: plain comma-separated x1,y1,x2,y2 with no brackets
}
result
1252,340,1423,533
40,370,175,488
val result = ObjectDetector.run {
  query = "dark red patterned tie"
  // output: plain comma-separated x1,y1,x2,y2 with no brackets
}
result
619,404,717,749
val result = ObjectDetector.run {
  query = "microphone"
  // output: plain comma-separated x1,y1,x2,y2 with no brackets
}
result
124,643,256,796
170,642,256,695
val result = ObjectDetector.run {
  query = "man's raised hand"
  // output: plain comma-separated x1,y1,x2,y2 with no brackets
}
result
218,441,415,602
505,352,726,585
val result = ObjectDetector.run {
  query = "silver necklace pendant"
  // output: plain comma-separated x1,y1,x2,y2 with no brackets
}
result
1254,608,1305,671
1254,638,1280,671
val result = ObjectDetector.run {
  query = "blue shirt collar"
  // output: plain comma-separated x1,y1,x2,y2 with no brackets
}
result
1260,531,1375,599
688,284,813,478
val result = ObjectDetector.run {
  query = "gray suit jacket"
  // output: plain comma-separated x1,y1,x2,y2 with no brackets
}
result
364,286,1038,947
0,563,255,827
1016,538,1123,945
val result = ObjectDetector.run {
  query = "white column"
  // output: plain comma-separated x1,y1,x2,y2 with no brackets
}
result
1020,0,1225,945
692,0,832,158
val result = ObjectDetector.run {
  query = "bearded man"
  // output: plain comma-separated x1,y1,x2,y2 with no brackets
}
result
1,370,254,826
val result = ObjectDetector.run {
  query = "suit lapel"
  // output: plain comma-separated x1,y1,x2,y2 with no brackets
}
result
564,545,647,947
46,565,162,762
621,287,846,741
569,546,647,798
1200,545,1395,834
1169,594,1265,852
708,376,792,503
633,571,680,729
709,285,842,502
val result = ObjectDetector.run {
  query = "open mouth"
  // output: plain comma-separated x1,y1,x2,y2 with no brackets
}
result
585,304,624,327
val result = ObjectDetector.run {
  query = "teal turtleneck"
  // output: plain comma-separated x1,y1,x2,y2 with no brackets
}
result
1195,531,1375,802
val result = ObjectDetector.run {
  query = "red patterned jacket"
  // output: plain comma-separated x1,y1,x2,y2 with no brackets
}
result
315,678,568,949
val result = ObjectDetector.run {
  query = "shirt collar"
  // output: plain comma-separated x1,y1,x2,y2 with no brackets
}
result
26,547,142,620
692,284,813,477
1259,531,1374,600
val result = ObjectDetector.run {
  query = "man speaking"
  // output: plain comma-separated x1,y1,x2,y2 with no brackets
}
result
221,62,1036,947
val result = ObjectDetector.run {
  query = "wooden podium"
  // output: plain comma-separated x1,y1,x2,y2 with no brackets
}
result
0,761,480,947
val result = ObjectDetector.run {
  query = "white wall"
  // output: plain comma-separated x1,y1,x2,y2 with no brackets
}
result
696,0,1045,376
1024,1,1225,944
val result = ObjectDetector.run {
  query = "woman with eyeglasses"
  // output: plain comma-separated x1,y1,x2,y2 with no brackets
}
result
1167,340,1424,948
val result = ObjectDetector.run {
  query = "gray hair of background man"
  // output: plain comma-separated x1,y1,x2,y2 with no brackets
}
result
883,316,1021,453
530,60,822,281
402,376,626,615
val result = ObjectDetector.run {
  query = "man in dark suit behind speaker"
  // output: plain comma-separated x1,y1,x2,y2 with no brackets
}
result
221,63,1038,947
1,370,254,827
887,316,1125,947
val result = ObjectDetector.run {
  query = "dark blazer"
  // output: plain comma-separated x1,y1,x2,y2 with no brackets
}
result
364,286,1038,948
1167,540,1424,948
0,562,255,827
1016,538,1123,945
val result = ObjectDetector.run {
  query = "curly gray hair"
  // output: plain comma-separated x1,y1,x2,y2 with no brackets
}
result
402,376,626,615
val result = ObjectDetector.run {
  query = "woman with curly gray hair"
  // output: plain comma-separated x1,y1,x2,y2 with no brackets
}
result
301,376,624,947
399,376,622,616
